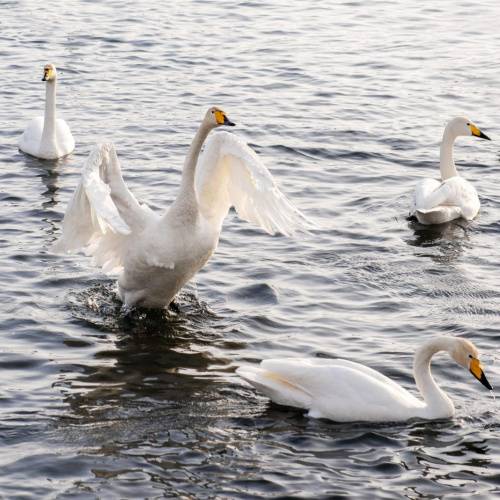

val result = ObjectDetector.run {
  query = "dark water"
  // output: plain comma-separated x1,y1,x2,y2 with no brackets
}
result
1,0,500,498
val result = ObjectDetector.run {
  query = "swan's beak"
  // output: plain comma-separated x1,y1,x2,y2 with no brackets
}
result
42,69,51,82
214,110,236,127
470,357,493,390
471,124,491,141
223,115,236,127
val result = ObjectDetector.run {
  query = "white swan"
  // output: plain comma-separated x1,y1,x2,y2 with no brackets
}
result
409,117,491,225
51,107,312,309
19,63,75,160
237,337,492,422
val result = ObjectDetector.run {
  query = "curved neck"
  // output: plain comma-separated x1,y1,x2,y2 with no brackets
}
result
167,119,215,222
413,338,455,418
41,79,57,146
439,126,459,181
181,120,213,193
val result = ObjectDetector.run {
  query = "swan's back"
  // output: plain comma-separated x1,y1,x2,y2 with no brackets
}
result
411,176,479,224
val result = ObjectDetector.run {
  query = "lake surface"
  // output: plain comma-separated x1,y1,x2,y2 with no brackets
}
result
1,0,500,498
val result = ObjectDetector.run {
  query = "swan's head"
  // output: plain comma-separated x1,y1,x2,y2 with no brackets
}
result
206,106,235,128
42,63,57,82
450,338,492,390
447,116,491,141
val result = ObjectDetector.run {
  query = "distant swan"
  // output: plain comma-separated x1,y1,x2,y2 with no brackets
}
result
237,336,492,422
19,63,75,160
51,107,312,309
409,117,491,225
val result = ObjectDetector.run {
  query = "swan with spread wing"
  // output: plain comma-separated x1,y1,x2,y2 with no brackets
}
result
52,107,312,309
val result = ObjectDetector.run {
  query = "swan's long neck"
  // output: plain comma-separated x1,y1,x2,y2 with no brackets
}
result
413,338,455,419
167,119,214,222
439,125,459,181
40,79,58,150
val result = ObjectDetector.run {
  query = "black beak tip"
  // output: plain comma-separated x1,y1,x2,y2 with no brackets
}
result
471,369,493,390
41,77,46,81
483,378,493,391
480,131,491,141
479,372,493,390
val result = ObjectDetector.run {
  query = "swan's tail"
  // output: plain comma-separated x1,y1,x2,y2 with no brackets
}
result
236,365,313,409
416,206,462,225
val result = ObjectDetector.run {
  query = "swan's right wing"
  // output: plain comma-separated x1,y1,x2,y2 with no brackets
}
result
51,141,154,272
195,131,315,236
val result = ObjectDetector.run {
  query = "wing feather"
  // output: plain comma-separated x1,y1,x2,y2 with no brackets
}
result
51,141,155,273
195,131,314,236
410,176,478,224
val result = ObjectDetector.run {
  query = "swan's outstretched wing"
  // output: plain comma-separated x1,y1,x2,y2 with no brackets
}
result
195,131,314,236
51,141,155,273
410,176,478,224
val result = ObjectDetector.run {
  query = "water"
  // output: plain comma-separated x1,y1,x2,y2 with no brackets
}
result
1,0,500,497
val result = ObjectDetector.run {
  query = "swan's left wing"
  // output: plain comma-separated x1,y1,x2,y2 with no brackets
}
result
195,131,314,236
55,118,75,156
410,178,441,217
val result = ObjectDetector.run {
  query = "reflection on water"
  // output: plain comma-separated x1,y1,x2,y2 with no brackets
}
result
57,285,241,428
21,152,76,209
405,217,473,264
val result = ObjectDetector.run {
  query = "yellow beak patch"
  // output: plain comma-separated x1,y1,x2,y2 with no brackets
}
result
214,110,226,125
470,124,482,137
470,357,483,379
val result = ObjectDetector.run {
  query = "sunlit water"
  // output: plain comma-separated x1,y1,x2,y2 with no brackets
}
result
1,0,500,498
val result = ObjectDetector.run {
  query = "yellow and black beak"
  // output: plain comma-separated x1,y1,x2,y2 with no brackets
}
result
470,124,491,141
470,356,493,390
214,110,236,127
42,68,51,82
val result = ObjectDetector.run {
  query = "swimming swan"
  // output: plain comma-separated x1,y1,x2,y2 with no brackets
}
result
237,337,492,422
51,107,312,309
409,117,490,225
19,64,75,160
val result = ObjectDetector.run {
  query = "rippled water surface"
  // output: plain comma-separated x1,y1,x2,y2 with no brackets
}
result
2,0,500,498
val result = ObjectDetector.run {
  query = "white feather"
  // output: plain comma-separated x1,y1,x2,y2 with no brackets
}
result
196,131,315,236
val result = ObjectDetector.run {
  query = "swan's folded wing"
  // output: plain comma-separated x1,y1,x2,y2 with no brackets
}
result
410,178,441,216
195,131,314,236
51,141,153,270
412,177,478,216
